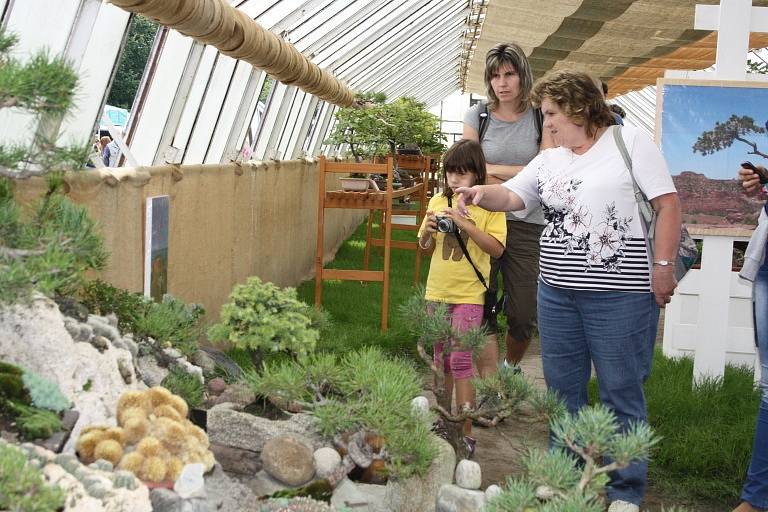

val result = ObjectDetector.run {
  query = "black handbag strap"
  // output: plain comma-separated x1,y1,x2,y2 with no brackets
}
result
478,101,543,145
447,196,489,289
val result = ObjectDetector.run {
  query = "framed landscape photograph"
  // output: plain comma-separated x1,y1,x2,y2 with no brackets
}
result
656,78,768,227
144,195,170,301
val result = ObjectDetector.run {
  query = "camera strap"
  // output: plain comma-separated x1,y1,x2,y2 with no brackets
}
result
447,196,488,289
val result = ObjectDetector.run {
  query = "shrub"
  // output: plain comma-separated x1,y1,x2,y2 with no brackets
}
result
0,441,64,512
133,294,205,357
248,347,437,479
209,277,324,366
79,279,151,333
22,369,71,413
9,402,62,440
161,367,203,409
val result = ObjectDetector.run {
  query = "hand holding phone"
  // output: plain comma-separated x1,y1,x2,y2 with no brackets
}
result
741,161,768,184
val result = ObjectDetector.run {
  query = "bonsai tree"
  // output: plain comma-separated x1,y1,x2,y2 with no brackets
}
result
485,404,664,511
208,276,327,369
399,290,564,459
324,92,446,161
693,114,768,160
0,29,106,304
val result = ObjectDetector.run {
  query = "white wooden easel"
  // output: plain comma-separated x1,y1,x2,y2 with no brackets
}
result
663,0,767,383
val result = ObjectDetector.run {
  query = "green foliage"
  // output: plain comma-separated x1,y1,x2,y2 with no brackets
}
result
0,361,26,402
161,366,203,409
209,276,322,362
0,29,90,177
247,347,438,479
487,405,661,511
134,294,205,357
692,114,767,158
0,189,108,304
0,441,64,511
107,15,159,109
324,92,446,160
21,369,71,413
9,402,62,440
644,351,759,502
79,279,151,332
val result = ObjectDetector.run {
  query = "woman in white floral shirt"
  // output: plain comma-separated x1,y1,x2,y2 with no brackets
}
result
456,70,682,512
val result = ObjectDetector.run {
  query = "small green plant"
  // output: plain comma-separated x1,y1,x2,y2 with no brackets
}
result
0,441,64,512
161,366,203,409
79,279,152,333
485,405,661,512
22,369,71,413
209,276,325,369
248,347,437,479
134,294,205,357
9,402,62,440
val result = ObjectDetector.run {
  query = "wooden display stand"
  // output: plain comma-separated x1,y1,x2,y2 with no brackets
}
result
364,154,430,284
315,156,397,331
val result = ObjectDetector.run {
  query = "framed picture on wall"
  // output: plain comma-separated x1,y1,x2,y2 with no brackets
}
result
655,78,768,227
144,195,170,301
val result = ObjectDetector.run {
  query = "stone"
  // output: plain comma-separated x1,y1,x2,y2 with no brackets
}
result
191,349,218,376
207,377,227,395
313,447,342,479
89,335,110,352
209,442,261,475
246,470,291,498
203,464,261,512
331,478,380,511
118,358,133,384
213,382,255,408
454,459,482,490
411,396,430,416
174,463,206,499
172,359,204,384
150,488,182,512
382,435,455,512
136,355,168,387
261,434,315,486
484,484,502,501
435,484,486,512
163,347,183,360
0,297,142,453
122,334,139,359
207,404,323,453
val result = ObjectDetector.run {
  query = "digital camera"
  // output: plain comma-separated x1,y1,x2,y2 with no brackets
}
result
435,216,457,233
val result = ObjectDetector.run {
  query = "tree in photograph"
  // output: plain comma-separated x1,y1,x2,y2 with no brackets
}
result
692,114,768,160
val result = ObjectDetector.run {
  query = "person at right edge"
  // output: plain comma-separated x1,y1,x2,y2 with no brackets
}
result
462,43,554,375
733,163,768,512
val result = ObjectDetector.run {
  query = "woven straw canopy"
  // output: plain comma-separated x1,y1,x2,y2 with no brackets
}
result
465,0,768,98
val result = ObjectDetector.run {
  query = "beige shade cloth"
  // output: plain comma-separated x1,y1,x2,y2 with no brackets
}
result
465,0,768,98
109,0,356,107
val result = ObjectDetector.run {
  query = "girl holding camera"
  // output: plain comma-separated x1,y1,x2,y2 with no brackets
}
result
417,139,506,451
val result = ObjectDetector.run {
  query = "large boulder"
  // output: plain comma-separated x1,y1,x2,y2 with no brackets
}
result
382,436,456,512
0,296,143,452
207,404,324,453
261,434,315,486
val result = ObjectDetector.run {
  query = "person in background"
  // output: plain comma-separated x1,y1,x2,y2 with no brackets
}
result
418,139,506,456
601,80,625,126
462,42,554,376
456,70,681,512
733,163,768,512
99,136,112,166
104,129,123,167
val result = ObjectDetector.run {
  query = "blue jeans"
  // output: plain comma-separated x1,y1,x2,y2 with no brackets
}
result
742,264,768,510
538,280,659,506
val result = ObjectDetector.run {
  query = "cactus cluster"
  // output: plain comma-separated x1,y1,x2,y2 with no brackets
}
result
76,386,214,483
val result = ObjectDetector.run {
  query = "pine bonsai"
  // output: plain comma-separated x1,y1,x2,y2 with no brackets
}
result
0,29,106,304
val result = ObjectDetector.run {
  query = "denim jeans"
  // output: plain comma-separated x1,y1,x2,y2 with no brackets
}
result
742,263,768,510
538,280,659,506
